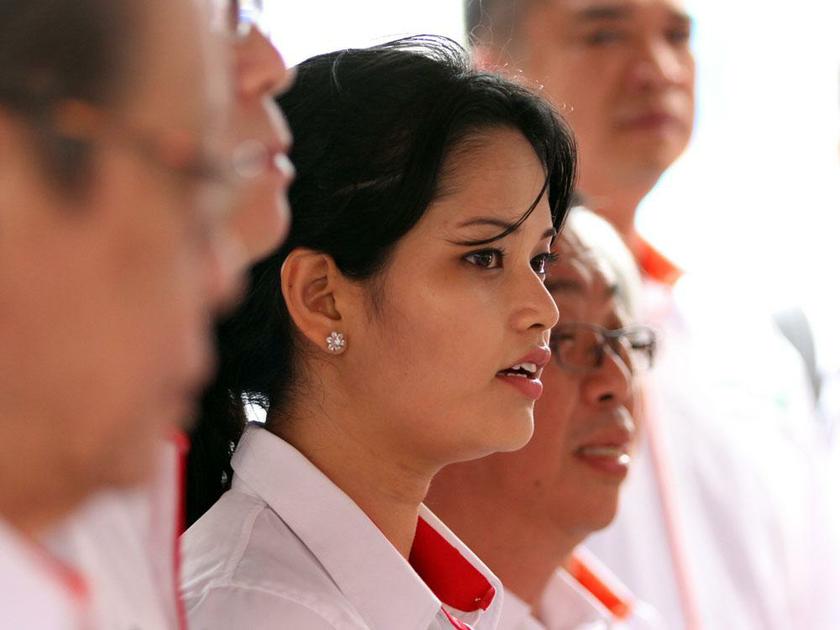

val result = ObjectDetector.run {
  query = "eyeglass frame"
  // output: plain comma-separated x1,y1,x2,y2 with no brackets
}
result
18,99,277,221
548,322,657,374
210,0,267,39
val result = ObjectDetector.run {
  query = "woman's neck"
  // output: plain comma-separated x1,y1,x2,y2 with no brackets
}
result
269,397,435,559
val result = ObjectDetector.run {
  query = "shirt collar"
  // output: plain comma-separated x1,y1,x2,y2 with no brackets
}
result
496,571,609,630
1,518,89,628
538,546,640,629
537,568,611,629
231,424,501,629
566,548,634,620
497,587,541,630
633,237,683,287
497,549,628,629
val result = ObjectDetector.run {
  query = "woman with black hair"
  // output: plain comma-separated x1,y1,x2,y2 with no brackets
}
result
182,36,576,629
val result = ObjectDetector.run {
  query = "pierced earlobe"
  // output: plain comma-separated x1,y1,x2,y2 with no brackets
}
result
325,331,346,354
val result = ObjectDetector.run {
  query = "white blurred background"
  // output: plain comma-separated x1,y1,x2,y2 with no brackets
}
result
265,0,840,376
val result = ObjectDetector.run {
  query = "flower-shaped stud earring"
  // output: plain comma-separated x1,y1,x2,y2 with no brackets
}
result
326,331,346,354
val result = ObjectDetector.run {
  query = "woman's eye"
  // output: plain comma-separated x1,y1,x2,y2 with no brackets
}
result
464,249,504,269
531,251,559,277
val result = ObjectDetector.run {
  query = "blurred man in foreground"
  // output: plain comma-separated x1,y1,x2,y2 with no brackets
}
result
42,1,296,628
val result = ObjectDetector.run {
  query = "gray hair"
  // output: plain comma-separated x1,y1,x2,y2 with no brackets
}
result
464,0,534,49
565,206,643,321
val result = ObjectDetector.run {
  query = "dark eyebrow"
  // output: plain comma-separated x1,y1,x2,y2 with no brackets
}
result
546,279,619,299
457,217,517,231
546,278,585,295
574,4,693,25
667,8,693,25
451,218,556,247
574,4,634,21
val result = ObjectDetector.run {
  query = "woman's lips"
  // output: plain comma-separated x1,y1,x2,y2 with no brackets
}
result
495,373,544,400
495,345,551,400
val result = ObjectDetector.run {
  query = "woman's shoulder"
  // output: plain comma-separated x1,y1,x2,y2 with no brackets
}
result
181,489,370,629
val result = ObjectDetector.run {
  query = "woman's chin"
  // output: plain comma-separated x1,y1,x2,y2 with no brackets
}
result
476,410,536,457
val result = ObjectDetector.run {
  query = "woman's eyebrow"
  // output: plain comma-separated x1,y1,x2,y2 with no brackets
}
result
456,216,518,231
451,216,557,242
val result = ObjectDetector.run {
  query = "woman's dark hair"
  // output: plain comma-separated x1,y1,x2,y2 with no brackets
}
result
186,35,576,526
0,0,138,188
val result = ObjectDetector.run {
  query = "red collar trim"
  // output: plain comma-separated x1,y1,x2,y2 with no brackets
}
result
409,517,496,614
567,553,632,621
441,607,472,629
170,429,190,630
42,553,88,602
168,428,191,454
24,536,89,604
634,237,683,287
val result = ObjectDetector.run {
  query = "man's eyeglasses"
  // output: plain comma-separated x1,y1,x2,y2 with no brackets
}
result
48,101,277,219
548,323,657,374
211,0,268,38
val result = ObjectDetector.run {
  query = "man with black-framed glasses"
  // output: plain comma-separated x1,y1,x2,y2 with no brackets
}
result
427,208,667,629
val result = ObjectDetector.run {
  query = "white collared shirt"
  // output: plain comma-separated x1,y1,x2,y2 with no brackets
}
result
0,518,89,630
587,273,832,629
46,436,185,630
497,548,664,630
181,424,503,630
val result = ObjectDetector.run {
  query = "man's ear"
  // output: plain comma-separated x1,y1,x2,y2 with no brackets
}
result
280,248,349,354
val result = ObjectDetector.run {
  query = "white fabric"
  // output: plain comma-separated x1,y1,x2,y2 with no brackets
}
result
496,550,663,630
47,439,183,630
586,272,837,629
0,518,88,630
181,423,503,630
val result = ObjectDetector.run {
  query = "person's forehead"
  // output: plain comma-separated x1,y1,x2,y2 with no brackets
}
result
548,231,617,306
549,0,690,21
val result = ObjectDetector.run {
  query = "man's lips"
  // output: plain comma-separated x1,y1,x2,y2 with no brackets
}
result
574,424,634,478
617,110,683,131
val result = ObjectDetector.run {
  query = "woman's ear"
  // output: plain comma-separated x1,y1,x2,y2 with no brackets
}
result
280,248,349,355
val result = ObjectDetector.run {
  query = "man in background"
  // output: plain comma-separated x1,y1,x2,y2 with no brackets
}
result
465,1,834,627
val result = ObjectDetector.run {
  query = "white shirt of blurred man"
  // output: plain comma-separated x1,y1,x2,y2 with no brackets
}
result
466,0,835,628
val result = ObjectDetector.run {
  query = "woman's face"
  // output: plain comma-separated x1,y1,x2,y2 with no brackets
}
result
454,230,637,539
0,0,235,505
340,128,560,467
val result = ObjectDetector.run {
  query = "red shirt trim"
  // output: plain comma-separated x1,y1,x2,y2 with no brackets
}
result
170,429,191,630
441,606,472,629
409,517,496,615
567,553,632,621
634,237,683,287
35,546,89,604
